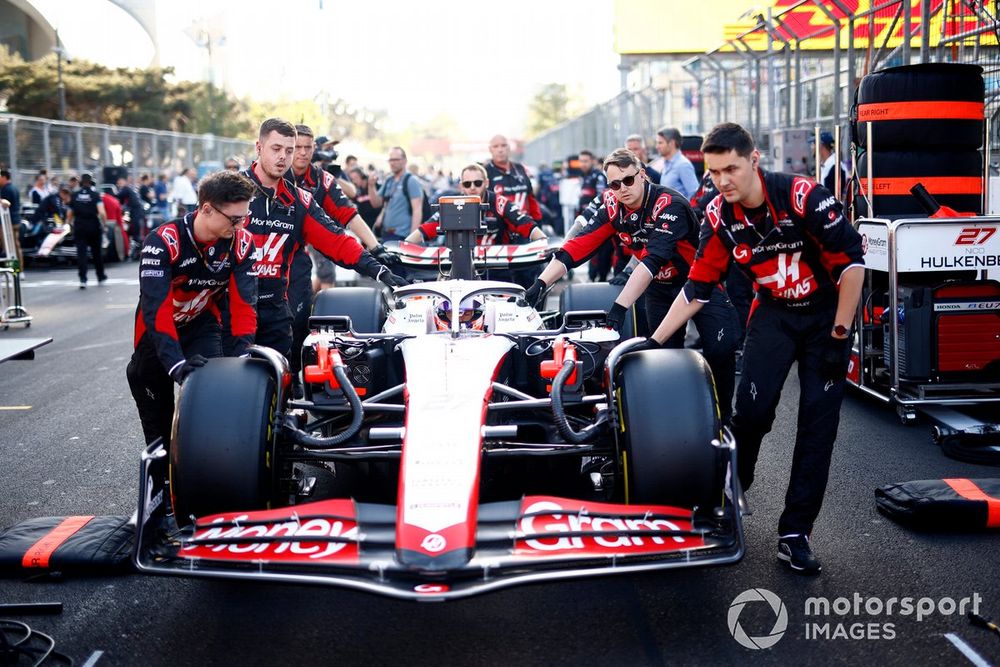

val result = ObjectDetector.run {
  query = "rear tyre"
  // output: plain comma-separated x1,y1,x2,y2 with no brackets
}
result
616,348,722,509
170,358,277,525
312,286,386,333
559,282,637,339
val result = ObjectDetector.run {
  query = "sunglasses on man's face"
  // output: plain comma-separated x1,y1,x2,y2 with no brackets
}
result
462,180,484,188
608,170,641,191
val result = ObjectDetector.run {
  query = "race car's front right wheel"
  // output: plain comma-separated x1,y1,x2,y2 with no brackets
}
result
616,348,723,511
312,286,386,333
170,358,277,525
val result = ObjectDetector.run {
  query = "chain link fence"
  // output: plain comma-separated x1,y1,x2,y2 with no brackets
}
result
0,112,254,188
524,0,1000,169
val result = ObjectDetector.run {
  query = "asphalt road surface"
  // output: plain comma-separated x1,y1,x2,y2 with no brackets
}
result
2,262,999,666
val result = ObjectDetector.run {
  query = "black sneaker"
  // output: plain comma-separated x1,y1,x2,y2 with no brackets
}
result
79,281,87,290
777,534,822,575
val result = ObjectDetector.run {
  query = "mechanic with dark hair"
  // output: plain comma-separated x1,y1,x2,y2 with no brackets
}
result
126,169,258,446
285,124,397,392
484,135,543,222
644,122,864,574
577,150,614,283
65,173,108,289
240,118,406,358
526,148,740,423
30,186,71,232
117,175,147,254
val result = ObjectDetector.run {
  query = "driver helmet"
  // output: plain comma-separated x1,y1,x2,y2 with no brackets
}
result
433,296,485,331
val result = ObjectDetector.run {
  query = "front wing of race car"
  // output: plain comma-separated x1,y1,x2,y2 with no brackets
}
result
134,442,744,601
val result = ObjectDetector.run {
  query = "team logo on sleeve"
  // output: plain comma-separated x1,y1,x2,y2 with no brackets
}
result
650,192,673,221
705,195,723,230
602,190,619,221
791,178,814,218
235,229,253,261
496,194,509,216
158,225,180,262
299,189,313,207
321,171,335,189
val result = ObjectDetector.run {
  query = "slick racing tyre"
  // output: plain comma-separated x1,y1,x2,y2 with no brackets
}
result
855,149,983,217
170,358,277,525
616,349,722,510
854,63,984,151
312,286,386,333
560,282,637,339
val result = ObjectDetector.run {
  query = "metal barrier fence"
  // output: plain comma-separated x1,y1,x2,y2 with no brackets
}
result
0,113,255,188
524,0,1000,168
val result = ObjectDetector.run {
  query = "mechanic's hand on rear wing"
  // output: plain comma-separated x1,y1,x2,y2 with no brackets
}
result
371,243,401,267
170,354,208,384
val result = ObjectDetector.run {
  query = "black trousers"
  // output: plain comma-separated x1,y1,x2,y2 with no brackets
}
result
726,267,754,344
731,299,848,536
255,300,294,360
645,281,740,423
75,224,106,283
126,313,222,446
287,268,315,375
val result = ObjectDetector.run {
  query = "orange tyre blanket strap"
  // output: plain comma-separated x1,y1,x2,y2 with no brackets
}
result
943,479,1000,528
20,515,95,568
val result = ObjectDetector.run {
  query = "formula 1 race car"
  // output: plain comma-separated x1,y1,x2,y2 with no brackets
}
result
134,201,743,600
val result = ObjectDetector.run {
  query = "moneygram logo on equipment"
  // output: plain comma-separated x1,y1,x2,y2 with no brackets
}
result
728,588,788,649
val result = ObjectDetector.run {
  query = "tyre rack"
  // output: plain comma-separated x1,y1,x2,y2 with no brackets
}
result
851,215,1000,439
0,206,31,329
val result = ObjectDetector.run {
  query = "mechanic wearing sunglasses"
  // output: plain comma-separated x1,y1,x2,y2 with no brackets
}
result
406,163,546,247
127,169,259,446
525,148,740,423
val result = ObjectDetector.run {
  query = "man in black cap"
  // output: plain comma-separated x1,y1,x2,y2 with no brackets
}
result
66,173,108,288
812,131,845,198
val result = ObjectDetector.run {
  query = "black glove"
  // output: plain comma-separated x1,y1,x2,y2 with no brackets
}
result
523,278,548,309
606,302,627,332
371,244,401,267
820,335,852,383
608,269,631,287
170,354,208,384
376,265,409,288
632,337,663,352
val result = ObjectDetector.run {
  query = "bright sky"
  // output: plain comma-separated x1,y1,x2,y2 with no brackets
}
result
30,0,622,140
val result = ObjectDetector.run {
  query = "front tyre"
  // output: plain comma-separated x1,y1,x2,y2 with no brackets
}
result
170,358,277,525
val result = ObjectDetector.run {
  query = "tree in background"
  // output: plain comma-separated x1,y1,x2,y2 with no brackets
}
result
525,83,584,138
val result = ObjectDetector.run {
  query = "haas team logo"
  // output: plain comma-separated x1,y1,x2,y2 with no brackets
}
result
496,194,509,216
159,226,180,262
755,251,816,300
603,190,619,221
650,193,672,221
791,178,813,218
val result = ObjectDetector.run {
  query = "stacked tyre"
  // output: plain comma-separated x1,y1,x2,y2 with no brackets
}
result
852,63,984,218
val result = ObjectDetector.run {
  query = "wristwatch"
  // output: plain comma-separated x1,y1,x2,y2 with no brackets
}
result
832,324,850,337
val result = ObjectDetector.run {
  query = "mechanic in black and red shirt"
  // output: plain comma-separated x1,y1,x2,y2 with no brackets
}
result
526,148,740,422
485,134,542,222
576,150,615,283
645,123,865,575
285,124,398,386
406,163,545,246
126,170,258,446
239,118,406,359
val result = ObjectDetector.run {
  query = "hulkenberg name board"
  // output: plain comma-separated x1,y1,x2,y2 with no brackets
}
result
859,219,1000,274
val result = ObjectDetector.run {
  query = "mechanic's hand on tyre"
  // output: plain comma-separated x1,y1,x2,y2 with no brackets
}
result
523,278,548,309
606,302,627,333
376,266,410,288
371,244,401,267
171,354,208,384
608,269,631,287
820,335,851,383
633,337,663,352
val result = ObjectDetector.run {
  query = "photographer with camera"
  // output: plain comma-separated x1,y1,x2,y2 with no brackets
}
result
313,135,356,198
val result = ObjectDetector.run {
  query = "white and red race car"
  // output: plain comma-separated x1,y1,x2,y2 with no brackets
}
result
134,235,743,600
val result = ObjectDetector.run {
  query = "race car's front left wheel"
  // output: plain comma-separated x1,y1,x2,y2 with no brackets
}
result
312,286,386,333
616,348,723,511
170,358,277,525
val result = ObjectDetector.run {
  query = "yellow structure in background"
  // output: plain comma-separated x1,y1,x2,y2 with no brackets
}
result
614,0,997,54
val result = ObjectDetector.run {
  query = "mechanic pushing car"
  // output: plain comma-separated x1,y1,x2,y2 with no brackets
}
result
526,148,740,423
285,124,398,394
126,170,258,446
237,118,407,358
644,123,864,575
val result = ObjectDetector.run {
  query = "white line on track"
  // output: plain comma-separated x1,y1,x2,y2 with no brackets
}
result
81,650,104,667
945,633,994,667
0,405,32,410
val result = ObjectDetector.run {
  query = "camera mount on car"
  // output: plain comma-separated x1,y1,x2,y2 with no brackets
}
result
438,196,489,280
